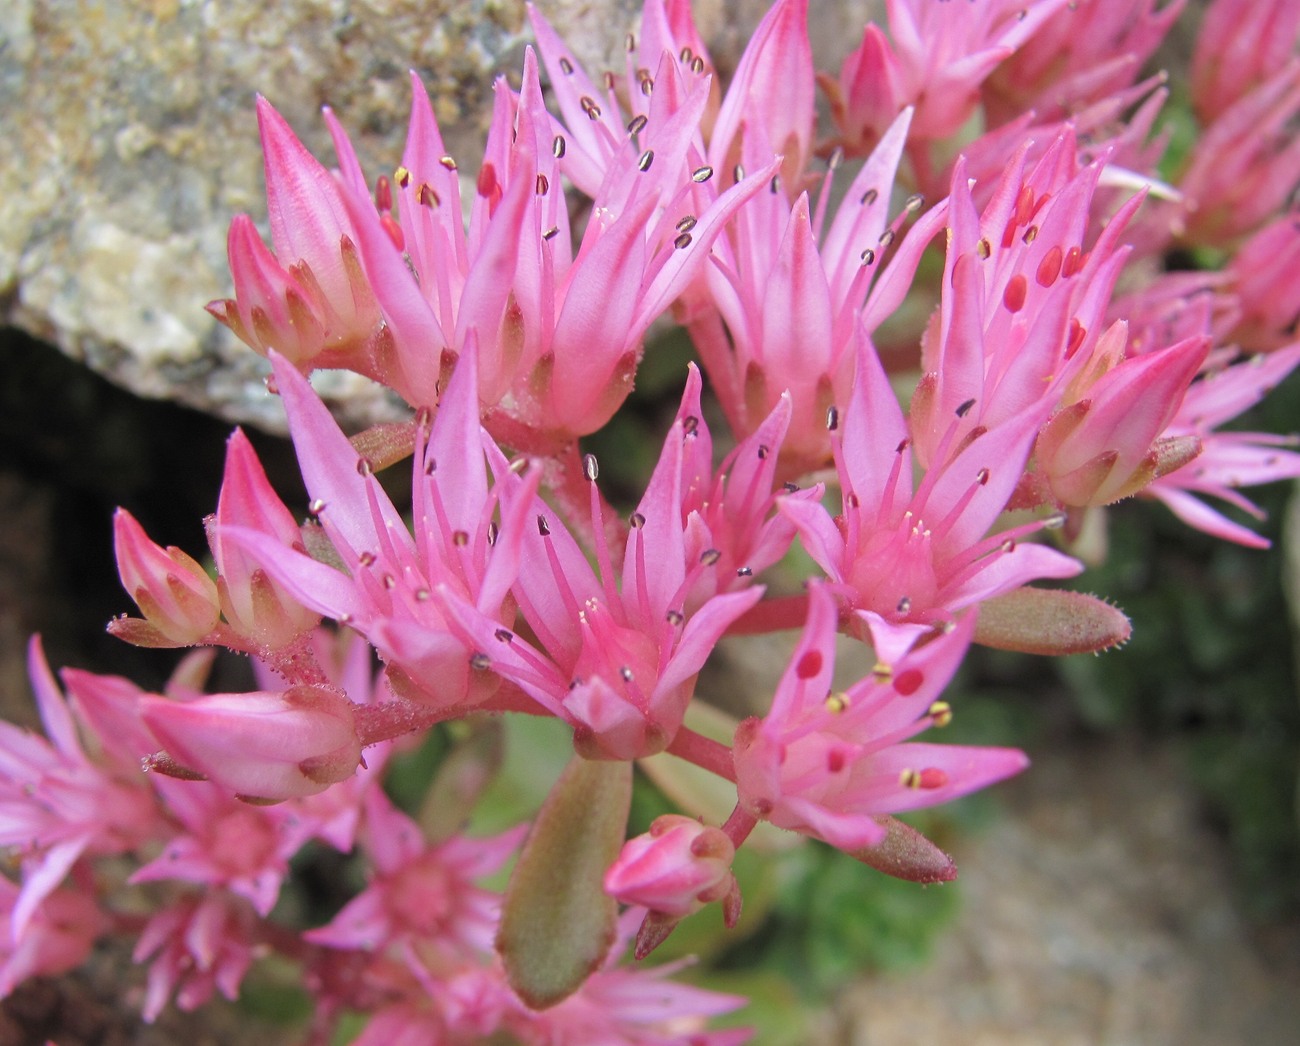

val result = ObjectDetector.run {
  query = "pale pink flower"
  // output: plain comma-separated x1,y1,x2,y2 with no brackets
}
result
1191,0,1300,124
133,892,259,1022
604,814,737,919
0,639,159,941
985,0,1184,125
206,428,320,651
207,97,381,371
305,789,524,958
1179,60,1300,246
1225,214,1300,353
111,507,221,647
733,584,1028,852
139,684,362,802
0,877,107,998
826,0,1070,155
1147,344,1300,547
130,778,302,916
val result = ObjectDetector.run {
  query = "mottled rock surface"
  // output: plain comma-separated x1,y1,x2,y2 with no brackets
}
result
1,0,877,431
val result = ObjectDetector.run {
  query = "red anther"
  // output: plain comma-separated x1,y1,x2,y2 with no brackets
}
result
1014,184,1035,226
893,668,923,695
917,768,948,789
1066,317,1087,356
1062,245,1083,277
1003,274,1028,312
1036,245,1063,287
374,174,392,212
796,650,823,679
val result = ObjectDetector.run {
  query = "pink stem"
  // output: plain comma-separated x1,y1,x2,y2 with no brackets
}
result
665,726,736,782
719,803,759,852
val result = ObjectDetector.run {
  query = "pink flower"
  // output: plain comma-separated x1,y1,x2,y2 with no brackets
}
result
1147,344,1300,547
130,778,302,915
1179,60,1300,246
1191,0,1300,124
781,343,1080,662
688,108,946,473
440,380,766,759
111,507,220,646
207,97,381,370
0,877,107,998
133,893,258,1022
207,428,320,650
826,0,1070,154
305,789,524,958
0,639,159,941
605,814,737,918
733,585,1029,852
985,0,1184,126
911,136,1144,472
1226,214,1300,353
334,52,774,437
225,350,528,714
139,685,362,802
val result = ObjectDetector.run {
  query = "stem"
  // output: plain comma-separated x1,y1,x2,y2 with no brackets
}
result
726,593,810,635
719,803,759,852
665,726,736,782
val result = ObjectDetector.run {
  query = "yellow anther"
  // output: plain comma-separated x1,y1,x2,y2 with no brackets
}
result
871,661,893,684
825,692,849,714
928,701,953,727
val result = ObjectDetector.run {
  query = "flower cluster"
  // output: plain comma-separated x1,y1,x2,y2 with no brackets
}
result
5,0,1299,1039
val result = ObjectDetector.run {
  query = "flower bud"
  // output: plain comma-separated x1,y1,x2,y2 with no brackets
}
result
140,685,361,801
113,508,220,645
603,815,737,918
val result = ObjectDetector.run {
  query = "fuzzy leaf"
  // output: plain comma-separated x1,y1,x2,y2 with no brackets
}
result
497,755,632,1009
974,587,1131,654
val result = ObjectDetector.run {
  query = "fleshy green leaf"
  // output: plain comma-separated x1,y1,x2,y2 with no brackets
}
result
496,755,632,1009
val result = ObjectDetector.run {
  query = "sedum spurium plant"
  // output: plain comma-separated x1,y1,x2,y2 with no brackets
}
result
5,0,1300,1039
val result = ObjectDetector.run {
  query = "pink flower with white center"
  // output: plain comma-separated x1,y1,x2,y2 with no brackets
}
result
111,507,221,647
781,343,1081,663
984,0,1184,126
336,51,774,439
686,107,947,473
226,350,529,715
1191,0,1300,124
206,428,320,652
911,134,1145,472
305,789,524,960
604,814,737,919
207,97,381,371
1147,343,1300,547
0,639,160,941
1179,60,1300,246
0,877,108,998
130,777,301,916
132,892,258,1022
439,385,766,759
733,584,1028,852
139,684,362,802
826,0,1070,157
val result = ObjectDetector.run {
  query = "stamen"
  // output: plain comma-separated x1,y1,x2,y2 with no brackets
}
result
552,135,567,158
928,701,953,727
583,454,599,481
692,166,714,183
